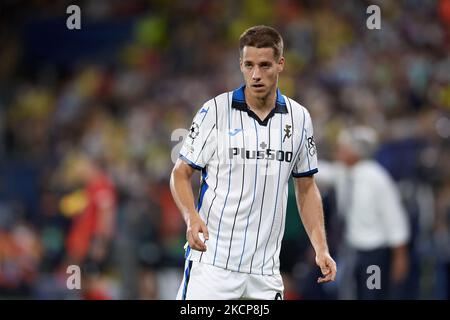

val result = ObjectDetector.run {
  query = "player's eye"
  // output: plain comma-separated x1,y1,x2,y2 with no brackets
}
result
244,62,253,68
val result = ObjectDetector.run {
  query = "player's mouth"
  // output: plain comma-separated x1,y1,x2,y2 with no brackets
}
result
251,84,265,91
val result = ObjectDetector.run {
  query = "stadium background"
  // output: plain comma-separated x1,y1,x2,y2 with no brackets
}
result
0,0,449,299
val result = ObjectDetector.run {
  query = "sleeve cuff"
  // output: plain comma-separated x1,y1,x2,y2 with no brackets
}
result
292,168,318,178
179,154,204,171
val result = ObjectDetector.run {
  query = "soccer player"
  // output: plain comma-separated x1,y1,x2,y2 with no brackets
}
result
170,25,336,300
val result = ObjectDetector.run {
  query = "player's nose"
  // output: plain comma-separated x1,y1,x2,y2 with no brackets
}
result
252,67,261,80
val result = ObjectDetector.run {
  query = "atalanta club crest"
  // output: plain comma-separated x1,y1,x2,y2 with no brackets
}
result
283,124,292,142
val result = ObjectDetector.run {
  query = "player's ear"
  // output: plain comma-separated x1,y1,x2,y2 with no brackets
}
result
239,57,244,73
277,56,285,73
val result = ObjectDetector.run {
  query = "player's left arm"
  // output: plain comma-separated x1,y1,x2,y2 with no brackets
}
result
294,175,337,283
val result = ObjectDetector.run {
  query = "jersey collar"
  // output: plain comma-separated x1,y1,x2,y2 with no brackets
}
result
231,85,288,126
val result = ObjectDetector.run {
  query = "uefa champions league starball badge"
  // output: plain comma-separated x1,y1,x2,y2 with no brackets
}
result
188,122,200,140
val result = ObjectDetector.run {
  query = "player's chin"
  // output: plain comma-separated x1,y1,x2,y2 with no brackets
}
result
250,86,268,97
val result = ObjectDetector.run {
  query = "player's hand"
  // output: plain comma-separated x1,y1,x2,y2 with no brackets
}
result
316,252,337,283
186,212,209,252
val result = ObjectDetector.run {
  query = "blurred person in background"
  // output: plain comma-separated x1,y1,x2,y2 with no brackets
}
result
0,221,42,298
59,151,118,299
317,126,410,299
61,152,117,267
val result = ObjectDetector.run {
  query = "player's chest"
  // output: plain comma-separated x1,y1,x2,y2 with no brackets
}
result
217,111,299,165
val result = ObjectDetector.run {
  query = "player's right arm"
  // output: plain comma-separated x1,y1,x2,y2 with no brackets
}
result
170,159,209,252
171,101,216,252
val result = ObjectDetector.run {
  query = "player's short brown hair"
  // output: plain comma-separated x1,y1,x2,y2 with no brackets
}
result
239,25,284,60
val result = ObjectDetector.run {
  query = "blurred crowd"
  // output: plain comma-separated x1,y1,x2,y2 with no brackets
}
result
0,0,449,299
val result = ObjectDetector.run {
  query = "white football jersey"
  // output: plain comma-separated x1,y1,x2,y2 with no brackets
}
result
179,85,318,275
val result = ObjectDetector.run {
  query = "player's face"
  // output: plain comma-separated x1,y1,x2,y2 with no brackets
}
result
240,46,284,99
